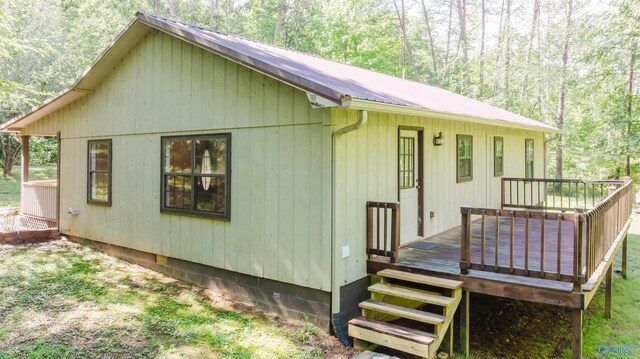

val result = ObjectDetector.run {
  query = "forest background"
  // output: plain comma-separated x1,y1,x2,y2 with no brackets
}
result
0,0,638,182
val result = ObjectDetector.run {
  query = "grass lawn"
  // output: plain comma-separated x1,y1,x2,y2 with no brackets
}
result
0,165,57,208
0,240,351,358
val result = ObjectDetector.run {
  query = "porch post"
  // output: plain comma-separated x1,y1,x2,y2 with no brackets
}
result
622,234,628,279
572,309,583,359
605,264,613,318
459,290,470,357
20,135,29,183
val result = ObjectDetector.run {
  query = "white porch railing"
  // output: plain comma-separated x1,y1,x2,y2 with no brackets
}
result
21,180,57,222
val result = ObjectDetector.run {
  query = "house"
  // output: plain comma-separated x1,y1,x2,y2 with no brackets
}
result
2,12,633,359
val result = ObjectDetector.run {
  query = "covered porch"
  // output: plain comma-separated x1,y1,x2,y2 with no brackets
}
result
364,177,634,358
16,134,59,230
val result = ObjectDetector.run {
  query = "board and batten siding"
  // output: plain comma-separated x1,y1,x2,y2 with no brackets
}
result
331,108,545,286
21,30,333,292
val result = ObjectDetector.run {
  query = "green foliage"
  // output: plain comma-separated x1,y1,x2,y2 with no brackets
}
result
0,0,638,180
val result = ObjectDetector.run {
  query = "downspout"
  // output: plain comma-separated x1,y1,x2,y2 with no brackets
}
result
330,108,368,346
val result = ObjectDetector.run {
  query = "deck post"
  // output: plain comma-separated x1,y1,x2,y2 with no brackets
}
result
20,135,29,183
460,208,471,275
459,290,470,357
572,309,583,359
622,234,628,279
605,264,613,319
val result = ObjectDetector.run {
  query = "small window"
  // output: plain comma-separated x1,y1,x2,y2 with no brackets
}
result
161,133,231,220
399,136,415,189
525,138,534,178
494,136,504,177
87,139,112,205
457,135,473,183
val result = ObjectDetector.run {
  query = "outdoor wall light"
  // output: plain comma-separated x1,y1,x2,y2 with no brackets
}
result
433,132,445,146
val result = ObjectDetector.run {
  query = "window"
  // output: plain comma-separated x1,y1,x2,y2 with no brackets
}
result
494,136,504,177
525,138,534,178
87,139,112,205
399,136,415,189
457,135,473,183
161,133,231,220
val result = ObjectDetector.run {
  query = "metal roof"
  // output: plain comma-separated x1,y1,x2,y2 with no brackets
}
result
0,11,558,133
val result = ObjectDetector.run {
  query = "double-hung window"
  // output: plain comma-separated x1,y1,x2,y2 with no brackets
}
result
161,133,231,220
494,136,504,177
457,135,473,183
525,138,534,178
87,139,112,205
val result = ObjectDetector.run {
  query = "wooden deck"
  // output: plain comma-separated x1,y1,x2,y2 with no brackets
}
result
420,217,576,274
365,178,633,359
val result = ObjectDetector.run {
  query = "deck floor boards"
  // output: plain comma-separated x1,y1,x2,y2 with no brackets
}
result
370,217,579,292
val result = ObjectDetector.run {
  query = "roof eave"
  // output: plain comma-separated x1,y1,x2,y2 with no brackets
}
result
344,98,561,134
0,17,153,133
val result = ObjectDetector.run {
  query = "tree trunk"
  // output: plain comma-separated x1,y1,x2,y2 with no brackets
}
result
521,0,540,101
625,42,636,177
445,1,453,73
492,0,506,98
478,0,486,98
555,0,573,180
273,1,288,45
0,134,21,178
393,0,418,80
457,0,470,95
420,0,438,75
503,0,512,110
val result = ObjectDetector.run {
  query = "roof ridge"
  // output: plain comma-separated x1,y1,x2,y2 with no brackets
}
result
137,11,432,88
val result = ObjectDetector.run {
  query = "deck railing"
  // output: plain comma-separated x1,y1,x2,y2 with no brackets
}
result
579,180,633,285
21,180,57,222
461,178,633,289
502,177,625,211
366,201,400,263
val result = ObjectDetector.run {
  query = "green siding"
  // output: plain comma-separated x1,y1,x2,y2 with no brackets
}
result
23,30,332,292
331,108,546,286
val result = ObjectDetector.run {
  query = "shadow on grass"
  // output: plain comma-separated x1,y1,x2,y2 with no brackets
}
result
0,243,315,358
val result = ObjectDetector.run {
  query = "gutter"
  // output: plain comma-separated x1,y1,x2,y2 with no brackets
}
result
330,106,367,346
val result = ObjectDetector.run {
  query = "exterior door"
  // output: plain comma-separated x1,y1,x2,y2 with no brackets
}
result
399,130,421,245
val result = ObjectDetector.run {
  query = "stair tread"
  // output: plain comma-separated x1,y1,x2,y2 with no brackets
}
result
378,269,463,289
369,283,455,306
360,300,446,325
349,317,436,345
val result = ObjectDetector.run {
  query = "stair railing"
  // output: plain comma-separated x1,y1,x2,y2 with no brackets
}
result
366,201,400,263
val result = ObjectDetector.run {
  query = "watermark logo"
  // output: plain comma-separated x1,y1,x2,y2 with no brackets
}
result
599,344,640,356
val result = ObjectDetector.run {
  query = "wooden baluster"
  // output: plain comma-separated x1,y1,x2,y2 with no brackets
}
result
525,211,530,275
557,213,563,279
501,179,506,209
495,210,500,271
583,183,587,209
377,207,381,253
541,212,546,277
509,180,513,207
481,210,486,270
383,205,388,256
568,182,571,209
510,212,515,274
366,203,373,259
517,181,520,206
530,180,533,207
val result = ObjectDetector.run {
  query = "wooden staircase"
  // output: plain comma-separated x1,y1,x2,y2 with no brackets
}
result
348,269,463,358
